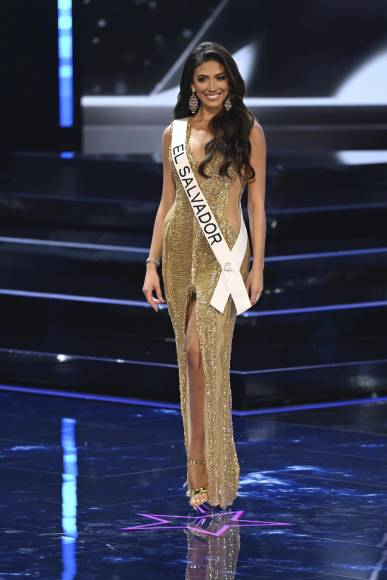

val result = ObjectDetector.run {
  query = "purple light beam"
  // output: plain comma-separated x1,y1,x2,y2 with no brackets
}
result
121,510,292,538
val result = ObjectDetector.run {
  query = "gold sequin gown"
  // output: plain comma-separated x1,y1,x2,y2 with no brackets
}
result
162,117,251,509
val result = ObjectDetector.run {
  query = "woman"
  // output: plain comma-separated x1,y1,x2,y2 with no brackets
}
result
142,41,266,511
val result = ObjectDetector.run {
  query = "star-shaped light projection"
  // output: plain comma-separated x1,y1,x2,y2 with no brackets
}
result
121,510,292,538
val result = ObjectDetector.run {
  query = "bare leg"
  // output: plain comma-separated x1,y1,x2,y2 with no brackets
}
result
185,295,208,505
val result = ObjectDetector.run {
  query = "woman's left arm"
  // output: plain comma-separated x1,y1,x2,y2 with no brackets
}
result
246,120,267,304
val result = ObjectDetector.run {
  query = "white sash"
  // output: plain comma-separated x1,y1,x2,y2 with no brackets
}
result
171,117,252,315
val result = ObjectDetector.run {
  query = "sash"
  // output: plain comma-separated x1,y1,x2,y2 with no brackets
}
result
171,118,252,315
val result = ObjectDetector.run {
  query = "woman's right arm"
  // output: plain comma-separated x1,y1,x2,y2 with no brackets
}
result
142,123,176,313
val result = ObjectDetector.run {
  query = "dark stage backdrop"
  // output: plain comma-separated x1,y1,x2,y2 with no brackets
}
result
80,0,387,154
10,0,387,152
12,0,81,152
80,0,387,102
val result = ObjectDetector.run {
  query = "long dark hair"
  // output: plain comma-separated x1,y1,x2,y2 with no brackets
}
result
174,41,256,184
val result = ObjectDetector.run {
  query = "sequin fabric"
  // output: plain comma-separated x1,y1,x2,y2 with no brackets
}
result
162,117,251,509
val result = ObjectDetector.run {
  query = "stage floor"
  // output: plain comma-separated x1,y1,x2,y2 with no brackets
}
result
1,389,387,578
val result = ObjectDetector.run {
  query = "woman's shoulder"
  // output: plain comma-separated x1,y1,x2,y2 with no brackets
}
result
162,117,188,142
163,116,189,132
250,115,264,132
249,117,266,144
162,121,176,151
162,122,173,139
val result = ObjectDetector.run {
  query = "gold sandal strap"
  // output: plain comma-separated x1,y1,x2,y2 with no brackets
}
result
187,459,206,465
191,487,208,496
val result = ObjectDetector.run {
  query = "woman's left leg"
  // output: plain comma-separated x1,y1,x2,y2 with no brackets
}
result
185,295,208,505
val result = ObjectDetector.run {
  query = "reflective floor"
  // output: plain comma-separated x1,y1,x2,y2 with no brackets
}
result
1,389,387,578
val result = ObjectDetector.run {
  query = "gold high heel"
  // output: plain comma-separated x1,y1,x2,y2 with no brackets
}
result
187,459,209,510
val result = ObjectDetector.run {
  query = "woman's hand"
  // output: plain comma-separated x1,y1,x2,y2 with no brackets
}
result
245,267,264,306
142,265,166,313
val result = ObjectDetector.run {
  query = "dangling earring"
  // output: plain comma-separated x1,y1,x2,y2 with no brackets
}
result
224,91,232,111
189,90,199,114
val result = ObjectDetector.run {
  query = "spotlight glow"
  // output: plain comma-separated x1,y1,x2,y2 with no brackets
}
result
57,0,74,127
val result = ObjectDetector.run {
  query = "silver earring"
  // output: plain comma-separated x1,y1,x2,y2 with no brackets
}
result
189,90,199,114
224,93,232,111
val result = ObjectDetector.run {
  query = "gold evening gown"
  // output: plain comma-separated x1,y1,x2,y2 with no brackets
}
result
162,117,251,509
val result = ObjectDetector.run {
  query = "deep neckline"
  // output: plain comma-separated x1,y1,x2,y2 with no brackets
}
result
186,116,215,168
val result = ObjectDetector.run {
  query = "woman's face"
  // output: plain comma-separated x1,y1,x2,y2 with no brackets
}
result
190,59,230,109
